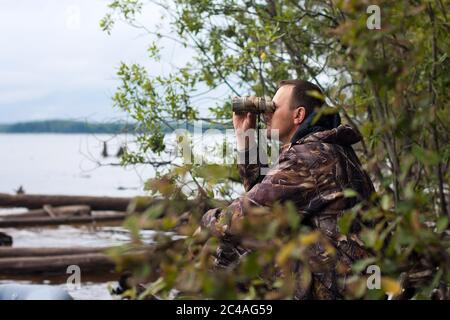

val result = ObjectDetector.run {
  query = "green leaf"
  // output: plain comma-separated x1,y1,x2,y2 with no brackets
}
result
343,188,358,198
352,257,377,273
144,203,165,220
338,211,357,235
361,228,378,248
285,201,301,230
436,216,449,234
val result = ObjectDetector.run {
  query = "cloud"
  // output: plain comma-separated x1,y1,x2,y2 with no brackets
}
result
0,0,197,122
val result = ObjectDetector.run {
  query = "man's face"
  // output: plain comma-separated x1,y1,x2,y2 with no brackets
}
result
265,85,302,143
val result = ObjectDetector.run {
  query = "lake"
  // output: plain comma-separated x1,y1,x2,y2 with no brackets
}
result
0,132,238,195
0,133,154,196
0,132,237,299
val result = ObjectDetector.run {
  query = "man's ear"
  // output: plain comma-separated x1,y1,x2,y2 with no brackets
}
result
293,106,306,125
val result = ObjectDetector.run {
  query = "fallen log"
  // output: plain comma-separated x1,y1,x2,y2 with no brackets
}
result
0,205,91,220
0,246,154,275
0,246,112,258
0,193,226,212
0,212,128,228
0,193,156,211
0,253,115,274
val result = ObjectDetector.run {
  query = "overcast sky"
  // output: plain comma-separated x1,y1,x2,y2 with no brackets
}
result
0,0,202,123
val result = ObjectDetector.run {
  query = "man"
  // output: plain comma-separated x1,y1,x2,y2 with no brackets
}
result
201,80,375,299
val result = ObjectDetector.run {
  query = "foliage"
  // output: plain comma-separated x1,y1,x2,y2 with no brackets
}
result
102,0,450,299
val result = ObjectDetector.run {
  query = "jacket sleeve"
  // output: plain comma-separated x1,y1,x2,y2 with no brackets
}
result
201,146,319,238
236,144,269,192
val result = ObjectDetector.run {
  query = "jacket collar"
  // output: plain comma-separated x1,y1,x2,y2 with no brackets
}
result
289,111,341,145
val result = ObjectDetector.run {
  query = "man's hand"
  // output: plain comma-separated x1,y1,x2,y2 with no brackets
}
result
233,112,256,132
233,112,257,151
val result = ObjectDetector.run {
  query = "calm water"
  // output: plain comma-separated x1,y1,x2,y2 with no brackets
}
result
0,132,236,195
0,132,234,299
0,133,153,196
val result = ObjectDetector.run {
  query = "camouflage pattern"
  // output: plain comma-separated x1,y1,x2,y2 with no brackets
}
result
201,124,375,299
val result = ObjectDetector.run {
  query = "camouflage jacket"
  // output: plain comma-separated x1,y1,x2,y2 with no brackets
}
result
201,124,375,299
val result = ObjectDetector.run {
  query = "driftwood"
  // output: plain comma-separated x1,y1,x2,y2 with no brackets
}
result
0,205,91,220
0,193,156,211
0,253,115,274
0,193,225,212
0,246,153,275
0,246,112,258
0,212,128,228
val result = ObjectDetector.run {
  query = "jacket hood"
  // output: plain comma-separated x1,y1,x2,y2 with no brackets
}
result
299,124,362,146
289,111,361,146
289,110,340,143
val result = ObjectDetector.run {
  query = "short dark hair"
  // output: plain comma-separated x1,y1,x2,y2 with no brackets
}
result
278,80,325,116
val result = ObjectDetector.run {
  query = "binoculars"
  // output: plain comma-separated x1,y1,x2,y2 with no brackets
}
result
232,96,275,114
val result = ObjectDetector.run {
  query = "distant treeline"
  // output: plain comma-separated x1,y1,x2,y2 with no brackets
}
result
0,120,232,134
